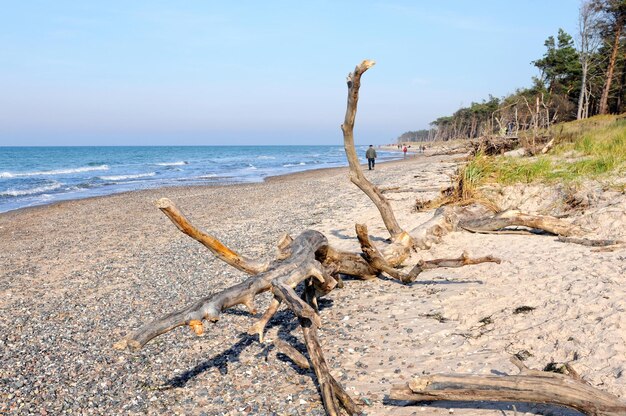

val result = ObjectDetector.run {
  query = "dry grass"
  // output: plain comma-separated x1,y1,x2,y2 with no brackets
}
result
417,114,626,210
468,115,626,186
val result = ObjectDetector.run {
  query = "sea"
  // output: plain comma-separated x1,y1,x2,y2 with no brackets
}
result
0,145,400,213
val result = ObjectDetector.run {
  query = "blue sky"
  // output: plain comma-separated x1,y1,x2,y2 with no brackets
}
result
0,1,580,146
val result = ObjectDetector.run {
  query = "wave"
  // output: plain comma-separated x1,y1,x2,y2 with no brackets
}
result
283,162,307,167
198,174,217,179
247,164,257,170
257,156,276,160
0,165,109,178
155,161,188,166
99,172,156,181
0,182,63,197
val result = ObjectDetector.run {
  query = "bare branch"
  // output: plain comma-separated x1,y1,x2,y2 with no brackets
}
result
116,230,328,350
273,339,310,369
156,198,269,274
340,60,407,241
460,209,580,236
248,298,281,342
557,236,624,247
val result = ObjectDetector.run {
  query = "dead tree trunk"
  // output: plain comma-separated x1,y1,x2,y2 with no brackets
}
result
460,209,580,236
390,358,626,416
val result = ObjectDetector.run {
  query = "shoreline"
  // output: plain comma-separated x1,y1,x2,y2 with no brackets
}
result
0,154,421,217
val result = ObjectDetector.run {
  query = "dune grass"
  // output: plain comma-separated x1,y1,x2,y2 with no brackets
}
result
465,115,626,188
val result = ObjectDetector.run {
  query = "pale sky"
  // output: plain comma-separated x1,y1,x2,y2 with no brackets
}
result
0,1,579,146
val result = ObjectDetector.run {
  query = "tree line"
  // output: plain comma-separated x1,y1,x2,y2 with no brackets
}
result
398,0,626,143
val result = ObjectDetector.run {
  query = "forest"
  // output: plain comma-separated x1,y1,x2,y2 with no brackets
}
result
399,0,626,143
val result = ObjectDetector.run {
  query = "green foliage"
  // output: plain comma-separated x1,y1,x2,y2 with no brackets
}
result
464,115,626,187
533,29,582,98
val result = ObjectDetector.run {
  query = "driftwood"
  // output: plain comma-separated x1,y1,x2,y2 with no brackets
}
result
470,136,519,156
114,60,624,415
113,60,492,415
390,357,626,416
460,209,580,236
341,60,406,242
273,339,310,370
557,235,624,247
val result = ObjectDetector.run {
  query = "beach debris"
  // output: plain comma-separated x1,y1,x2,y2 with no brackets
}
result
557,235,624,247
470,136,519,156
390,357,626,416
460,209,581,236
115,60,624,416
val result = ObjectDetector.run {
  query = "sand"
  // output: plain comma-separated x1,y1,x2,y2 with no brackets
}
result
1,152,625,415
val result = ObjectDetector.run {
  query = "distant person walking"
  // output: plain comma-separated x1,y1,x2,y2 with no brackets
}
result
402,146,408,158
366,145,377,170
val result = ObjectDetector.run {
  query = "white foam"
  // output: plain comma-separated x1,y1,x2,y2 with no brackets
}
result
257,156,276,160
99,172,156,181
247,164,257,170
1,182,63,196
283,162,307,167
155,161,188,166
0,165,109,178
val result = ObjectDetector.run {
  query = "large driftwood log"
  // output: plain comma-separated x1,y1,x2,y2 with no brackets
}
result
115,203,359,414
557,236,624,247
114,221,331,350
390,358,626,416
115,60,620,415
460,209,580,236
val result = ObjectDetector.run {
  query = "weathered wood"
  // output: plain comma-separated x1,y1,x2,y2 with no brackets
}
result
356,224,500,283
116,198,359,415
320,245,378,280
460,209,579,236
557,236,624,247
114,222,330,350
355,223,414,283
470,136,519,156
300,284,360,416
541,136,556,154
248,298,281,342
273,338,310,370
273,280,322,328
419,251,501,269
410,206,459,249
341,60,407,242
390,358,626,416
115,61,602,416
156,198,269,275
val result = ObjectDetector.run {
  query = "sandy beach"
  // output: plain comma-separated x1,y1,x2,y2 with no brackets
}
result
1,153,625,415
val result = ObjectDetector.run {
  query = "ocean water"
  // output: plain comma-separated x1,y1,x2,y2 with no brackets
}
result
0,146,399,213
